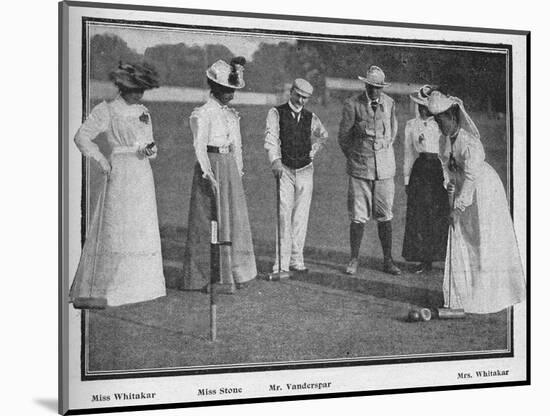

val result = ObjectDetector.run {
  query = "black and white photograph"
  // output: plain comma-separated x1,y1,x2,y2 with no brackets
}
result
57,0,531,414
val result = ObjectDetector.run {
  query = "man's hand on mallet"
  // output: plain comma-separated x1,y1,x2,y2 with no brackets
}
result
271,159,284,178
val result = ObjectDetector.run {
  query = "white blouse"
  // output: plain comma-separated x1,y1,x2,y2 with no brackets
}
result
189,97,243,177
403,116,443,185
74,95,156,164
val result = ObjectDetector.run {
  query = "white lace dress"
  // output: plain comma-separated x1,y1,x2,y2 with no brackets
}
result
69,95,166,307
442,128,525,313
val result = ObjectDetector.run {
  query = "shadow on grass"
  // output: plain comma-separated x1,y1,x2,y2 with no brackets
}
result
254,257,443,309
296,270,442,309
161,229,443,309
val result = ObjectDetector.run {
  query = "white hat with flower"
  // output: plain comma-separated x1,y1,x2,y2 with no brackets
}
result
206,57,246,89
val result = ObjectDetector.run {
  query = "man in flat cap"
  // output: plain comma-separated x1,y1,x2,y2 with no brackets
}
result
264,79,329,277
338,65,401,276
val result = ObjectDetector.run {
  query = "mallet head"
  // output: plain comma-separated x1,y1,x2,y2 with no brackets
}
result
408,309,421,322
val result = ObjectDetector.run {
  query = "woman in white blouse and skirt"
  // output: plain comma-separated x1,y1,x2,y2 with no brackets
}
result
180,57,257,294
402,85,449,273
427,91,525,314
69,63,166,308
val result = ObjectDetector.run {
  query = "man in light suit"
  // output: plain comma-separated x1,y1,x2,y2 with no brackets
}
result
338,65,401,276
264,79,329,277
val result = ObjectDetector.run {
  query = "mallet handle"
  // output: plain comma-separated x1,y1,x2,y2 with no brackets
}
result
447,185,455,308
210,160,222,342
89,176,109,298
210,305,217,341
276,175,281,273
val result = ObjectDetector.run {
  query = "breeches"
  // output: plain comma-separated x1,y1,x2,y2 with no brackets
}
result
347,176,395,223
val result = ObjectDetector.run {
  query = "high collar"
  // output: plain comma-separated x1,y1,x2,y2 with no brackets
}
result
208,95,230,110
361,92,384,109
116,94,138,107
288,100,303,113
114,94,146,111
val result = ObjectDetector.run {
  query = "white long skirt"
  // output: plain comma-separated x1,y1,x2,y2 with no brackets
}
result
443,162,525,314
70,152,166,307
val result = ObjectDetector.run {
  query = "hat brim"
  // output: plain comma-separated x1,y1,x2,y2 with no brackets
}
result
293,87,312,98
409,94,428,106
427,95,456,115
358,76,390,87
206,72,245,89
110,71,158,90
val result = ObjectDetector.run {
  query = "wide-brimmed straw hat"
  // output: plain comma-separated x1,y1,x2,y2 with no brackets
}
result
410,85,434,106
427,91,459,115
292,78,314,97
358,65,390,88
109,62,160,91
206,57,246,89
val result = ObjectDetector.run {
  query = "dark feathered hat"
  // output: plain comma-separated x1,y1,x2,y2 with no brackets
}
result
109,62,160,91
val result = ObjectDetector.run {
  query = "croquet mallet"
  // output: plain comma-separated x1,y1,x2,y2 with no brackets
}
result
209,161,232,341
438,182,466,319
266,174,290,281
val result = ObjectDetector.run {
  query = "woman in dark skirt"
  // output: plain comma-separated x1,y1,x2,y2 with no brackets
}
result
402,85,450,273
179,57,257,294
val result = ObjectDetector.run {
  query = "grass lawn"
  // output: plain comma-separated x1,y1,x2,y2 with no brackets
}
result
83,98,512,373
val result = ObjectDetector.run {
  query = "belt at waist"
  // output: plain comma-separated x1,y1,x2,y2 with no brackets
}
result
207,144,233,154
111,145,139,155
418,152,439,160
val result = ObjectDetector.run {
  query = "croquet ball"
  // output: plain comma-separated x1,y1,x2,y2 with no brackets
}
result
408,310,421,322
419,308,432,321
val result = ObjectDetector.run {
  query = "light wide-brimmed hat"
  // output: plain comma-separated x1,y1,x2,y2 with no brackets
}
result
410,85,434,106
206,57,246,89
358,65,390,88
292,78,314,97
109,62,160,90
427,91,459,115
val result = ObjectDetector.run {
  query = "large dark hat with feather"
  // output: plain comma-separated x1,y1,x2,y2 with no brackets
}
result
109,62,160,91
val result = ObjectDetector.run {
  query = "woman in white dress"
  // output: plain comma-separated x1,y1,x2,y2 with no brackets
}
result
69,63,166,308
180,57,257,294
427,91,525,313
402,85,449,273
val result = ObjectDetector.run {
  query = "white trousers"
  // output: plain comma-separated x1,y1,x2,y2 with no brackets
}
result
273,164,314,271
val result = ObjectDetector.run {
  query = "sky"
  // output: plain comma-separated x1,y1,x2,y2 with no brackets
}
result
91,24,294,60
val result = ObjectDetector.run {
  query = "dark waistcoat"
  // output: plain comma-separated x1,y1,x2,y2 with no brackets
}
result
277,103,313,169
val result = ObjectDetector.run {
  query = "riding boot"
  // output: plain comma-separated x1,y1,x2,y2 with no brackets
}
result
378,220,401,275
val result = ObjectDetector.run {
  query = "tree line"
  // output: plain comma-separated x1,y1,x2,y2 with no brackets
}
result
91,33,507,112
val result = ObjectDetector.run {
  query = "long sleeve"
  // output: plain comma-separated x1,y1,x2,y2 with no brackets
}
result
141,109,158,160
310,112,329,158
403,120,417,186
74,101,110,165
311,113,329,144
264,107,281,164
455,141,485,211
390,101,398,143
338,99,355,156
189,111,213,178
233,116,244,175
440,135,450,188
